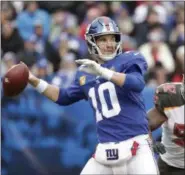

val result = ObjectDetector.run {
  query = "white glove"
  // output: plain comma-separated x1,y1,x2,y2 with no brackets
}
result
75,59,114,80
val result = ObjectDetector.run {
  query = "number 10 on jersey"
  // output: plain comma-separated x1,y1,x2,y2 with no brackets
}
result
88,82,121,122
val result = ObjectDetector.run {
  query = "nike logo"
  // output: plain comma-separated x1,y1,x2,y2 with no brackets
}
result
134,52,139,56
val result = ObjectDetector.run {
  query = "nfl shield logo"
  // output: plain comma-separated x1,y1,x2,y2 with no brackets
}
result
79,76,86,86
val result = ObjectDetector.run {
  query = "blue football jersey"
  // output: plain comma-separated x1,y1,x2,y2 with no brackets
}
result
56,51,149,143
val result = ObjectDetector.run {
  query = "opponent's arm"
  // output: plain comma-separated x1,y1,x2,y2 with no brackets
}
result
28,71,59,102
147,107,167,131
147,108,167,154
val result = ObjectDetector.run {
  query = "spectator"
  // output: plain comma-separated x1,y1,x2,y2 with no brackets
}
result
96,2,109,16
12,1,24,13
110,2,123,17
171,45,184,82
57,31,88,59
31,19,61,71
121,35,137,52
133,1,167,24
16,36,39,67
1,21,24,54
146,63,168,88
51,52,77,89
1,2,17,25
50,11,78,48
33,58,53,81
1,52,17,77
169,23,184,48
49,10,88,59
79,7,101,40
162,2,185,36
139,24,175,73
16,1,50,41
134,7,165,46
113,3,134,36
32,20,47,58
175,5,185,25
49,10,69,43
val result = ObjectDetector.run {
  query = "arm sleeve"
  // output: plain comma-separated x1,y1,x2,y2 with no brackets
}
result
120,52,148,92
122,64,145,92
55,74,87,106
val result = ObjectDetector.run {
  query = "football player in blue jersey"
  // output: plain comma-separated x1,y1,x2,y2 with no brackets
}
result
27,16,159,174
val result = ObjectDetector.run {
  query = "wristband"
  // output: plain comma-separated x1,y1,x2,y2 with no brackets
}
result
36,79,48,93
100,67,114,80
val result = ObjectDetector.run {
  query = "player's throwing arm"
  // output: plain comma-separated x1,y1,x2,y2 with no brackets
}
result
28,69,59,102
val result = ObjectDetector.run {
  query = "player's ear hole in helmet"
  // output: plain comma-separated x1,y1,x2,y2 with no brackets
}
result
85,16,122,61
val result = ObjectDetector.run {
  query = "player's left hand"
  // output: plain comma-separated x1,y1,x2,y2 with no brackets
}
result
75,59,103,76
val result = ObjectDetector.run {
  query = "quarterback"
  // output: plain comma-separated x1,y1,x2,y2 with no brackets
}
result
26,17,159,174
147,75,184,175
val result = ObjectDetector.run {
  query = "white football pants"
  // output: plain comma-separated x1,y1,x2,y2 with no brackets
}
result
80,135,159,175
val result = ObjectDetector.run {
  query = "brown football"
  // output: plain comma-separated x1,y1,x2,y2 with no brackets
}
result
3,63,29,97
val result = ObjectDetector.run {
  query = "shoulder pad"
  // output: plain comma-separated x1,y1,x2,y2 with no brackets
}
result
123,51,148,75
124,51,143,58
156,83,179,95
155,83,184,109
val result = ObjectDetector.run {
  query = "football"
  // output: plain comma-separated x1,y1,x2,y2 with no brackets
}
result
3,63,29,97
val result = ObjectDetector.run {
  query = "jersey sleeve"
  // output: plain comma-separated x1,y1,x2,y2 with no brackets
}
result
55,72,87,106
120,52,148,92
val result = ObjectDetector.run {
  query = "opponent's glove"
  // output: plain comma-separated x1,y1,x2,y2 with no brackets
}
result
75,59,114,80
152,142,166,154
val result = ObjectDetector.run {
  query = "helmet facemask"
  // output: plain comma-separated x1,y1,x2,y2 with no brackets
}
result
86,33,122,61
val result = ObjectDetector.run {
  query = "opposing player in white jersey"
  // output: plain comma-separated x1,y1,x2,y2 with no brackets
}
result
147,75,185,175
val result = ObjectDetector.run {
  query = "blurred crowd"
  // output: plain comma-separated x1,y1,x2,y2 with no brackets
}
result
1,1,184,175
1,1,184,88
